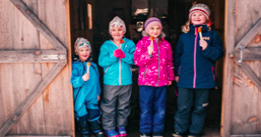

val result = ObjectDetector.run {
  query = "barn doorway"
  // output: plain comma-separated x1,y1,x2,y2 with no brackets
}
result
69,0,225,136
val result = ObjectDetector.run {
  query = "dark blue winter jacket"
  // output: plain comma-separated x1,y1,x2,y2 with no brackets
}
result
174,24,223,89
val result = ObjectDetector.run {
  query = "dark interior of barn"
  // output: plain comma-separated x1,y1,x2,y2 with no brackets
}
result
69,0,225,136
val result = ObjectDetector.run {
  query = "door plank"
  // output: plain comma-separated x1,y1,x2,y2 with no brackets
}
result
0,62,66,137
37,0,72,134
9,0,66,52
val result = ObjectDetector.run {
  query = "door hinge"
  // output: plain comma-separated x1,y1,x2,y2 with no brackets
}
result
238,46,243,63
42,54,66,60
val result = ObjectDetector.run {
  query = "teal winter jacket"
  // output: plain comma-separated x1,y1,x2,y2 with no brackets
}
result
98,38,135,86
71,61,101,118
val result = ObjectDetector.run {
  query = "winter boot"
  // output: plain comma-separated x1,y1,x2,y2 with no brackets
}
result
118,127,127,137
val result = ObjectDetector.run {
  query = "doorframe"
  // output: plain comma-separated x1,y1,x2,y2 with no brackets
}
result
66,0,75,137
221,0,234,136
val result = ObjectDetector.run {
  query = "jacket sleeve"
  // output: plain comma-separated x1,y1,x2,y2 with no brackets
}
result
70,64,85,88
121,40,135,65
166,42,175,81
98,42,118,68
174,36,183,76
201,31,224,61
134,40,152,66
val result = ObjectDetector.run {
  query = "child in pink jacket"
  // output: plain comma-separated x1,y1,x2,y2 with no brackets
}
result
134,17,174,137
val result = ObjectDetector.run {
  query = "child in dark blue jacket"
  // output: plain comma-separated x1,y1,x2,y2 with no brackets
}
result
173,4,223,137
71,37,104,137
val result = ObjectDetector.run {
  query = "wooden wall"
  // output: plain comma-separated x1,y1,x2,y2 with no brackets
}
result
0,0,73,136
222,0,261,136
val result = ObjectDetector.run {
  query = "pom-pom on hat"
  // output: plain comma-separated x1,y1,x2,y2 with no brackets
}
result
74,37,91,54
189,3,210,20
144,17,162,34
109,16,126,33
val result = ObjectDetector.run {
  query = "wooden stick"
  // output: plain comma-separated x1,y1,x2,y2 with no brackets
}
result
87,62,91,73
198,26,203,40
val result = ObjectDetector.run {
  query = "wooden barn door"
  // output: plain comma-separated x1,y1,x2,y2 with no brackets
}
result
222,0,261,136
0,0,73,137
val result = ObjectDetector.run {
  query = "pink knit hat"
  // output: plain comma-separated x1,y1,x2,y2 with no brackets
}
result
189,3,210,20
144,17,162,34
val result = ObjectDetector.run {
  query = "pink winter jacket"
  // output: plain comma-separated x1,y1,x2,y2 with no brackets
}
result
134,36,175,87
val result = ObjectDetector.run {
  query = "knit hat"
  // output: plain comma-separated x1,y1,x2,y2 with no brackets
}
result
74,37,91,54
144,17,162,34
189,3,210,20
109,16,126,32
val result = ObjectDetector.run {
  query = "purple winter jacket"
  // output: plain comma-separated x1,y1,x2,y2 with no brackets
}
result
134,36,175,87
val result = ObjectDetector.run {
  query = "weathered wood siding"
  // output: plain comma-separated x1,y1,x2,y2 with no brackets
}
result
222,0,261,136
0,0,73,136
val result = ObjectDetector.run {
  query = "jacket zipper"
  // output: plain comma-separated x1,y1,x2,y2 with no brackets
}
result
143,67,147,81
104,67,109,74
193,27,198,88
156,41,160,86
211,66,215,81
119,58,121,85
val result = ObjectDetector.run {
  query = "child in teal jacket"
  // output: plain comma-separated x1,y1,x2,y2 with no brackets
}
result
98,16,135,137
71,37,104,137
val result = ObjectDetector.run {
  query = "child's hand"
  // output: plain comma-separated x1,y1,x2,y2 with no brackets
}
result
199,40,208,50
82,72,90,81
113,49,120,58
169,81,172,86
175,76,179,82
113,49,125,58
117,49,125,58
148,43,154,55
97,95,100,101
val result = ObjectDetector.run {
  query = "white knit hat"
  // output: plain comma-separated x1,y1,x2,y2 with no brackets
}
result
189,3,210,20
109,16,126,32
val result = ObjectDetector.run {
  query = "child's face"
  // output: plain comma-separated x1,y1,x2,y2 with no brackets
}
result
147,25,162,38
191,12,207,25
77,47,91,62
110,27,125,41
